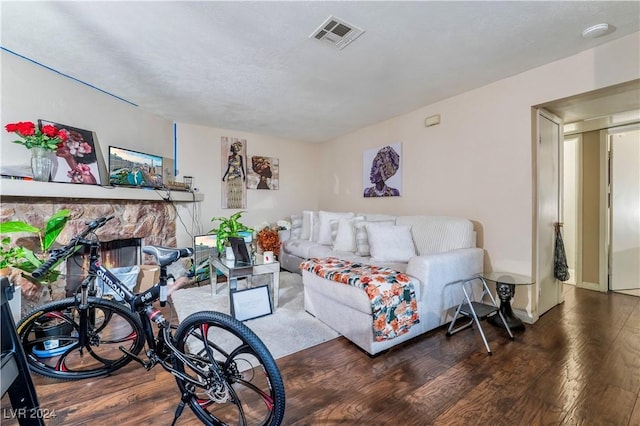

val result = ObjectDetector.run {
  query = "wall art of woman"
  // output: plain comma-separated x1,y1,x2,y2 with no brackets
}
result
38,120,103,185
222,139,246,208
251,156,272,189
56,128,99,184
363,145,401,197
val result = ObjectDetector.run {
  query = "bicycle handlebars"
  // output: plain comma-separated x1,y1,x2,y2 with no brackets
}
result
31,215,115,279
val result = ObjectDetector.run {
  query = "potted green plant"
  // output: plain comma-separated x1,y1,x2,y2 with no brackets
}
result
0,209,71,285
208,211,253,255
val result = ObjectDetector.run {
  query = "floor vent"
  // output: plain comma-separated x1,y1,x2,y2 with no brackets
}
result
309,16,365,50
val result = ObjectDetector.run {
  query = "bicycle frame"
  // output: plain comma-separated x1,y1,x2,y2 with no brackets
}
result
76,240,158,347
19,216,286,425
73,239,219,390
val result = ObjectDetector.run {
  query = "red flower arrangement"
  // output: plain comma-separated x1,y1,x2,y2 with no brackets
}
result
5,121,68,151
257,227,281,255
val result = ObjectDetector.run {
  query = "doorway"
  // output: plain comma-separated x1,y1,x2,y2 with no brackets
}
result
561,122,640,295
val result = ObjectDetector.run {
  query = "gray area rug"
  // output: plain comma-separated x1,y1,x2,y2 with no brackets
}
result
170,271,340,359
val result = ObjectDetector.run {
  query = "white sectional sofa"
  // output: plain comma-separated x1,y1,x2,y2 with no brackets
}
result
280,210,484,355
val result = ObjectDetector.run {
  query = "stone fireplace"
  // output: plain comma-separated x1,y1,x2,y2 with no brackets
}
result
66,237,142,296
0,197,178,314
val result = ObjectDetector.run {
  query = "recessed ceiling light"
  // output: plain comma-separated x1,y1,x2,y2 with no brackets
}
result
582,23,611,39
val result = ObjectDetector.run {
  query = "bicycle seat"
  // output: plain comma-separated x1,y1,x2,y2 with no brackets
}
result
142,246,192,267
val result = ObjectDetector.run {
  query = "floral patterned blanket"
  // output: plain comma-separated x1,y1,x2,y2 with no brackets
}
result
300,257,420,341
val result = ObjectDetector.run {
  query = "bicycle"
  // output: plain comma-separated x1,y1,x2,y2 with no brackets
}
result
15,215,286,425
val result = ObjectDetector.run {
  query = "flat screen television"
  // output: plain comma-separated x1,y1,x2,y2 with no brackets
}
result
109,146,164,188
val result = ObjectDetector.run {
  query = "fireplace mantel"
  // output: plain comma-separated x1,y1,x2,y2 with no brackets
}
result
0,179,203,202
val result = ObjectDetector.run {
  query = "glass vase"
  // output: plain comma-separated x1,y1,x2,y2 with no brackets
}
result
31,147,52,182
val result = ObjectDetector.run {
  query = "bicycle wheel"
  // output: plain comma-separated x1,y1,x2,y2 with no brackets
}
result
172,311,286,425
16,296,145,380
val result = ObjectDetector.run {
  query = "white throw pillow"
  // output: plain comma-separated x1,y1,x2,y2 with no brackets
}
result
332,217,360,252
329,219,340,243
317,211,355,245
366,223,416,262
353,218,395,256
300,210,314,240
290,214,302,240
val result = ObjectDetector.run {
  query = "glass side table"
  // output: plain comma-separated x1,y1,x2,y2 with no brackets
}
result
481,272,534,331
209,255,281,311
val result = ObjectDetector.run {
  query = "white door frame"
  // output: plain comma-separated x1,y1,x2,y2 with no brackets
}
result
563,135,582,286
535,108,564,318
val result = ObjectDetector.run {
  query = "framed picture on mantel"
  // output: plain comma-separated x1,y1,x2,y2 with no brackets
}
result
38,120,108,186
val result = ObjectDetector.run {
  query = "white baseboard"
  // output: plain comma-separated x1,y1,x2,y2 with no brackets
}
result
513,307,535,324
580,281,603,292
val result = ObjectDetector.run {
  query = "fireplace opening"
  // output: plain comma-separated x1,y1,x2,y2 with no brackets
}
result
65,238,141,296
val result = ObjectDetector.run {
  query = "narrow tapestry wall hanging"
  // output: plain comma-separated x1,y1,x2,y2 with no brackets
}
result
221,136,247,209
363,142,402,197
247,156,279,190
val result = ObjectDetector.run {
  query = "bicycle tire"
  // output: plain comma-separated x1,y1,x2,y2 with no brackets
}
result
172,311,286,425
16,296,145,380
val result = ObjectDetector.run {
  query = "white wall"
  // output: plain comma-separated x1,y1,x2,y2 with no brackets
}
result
2,31,638,270
172,122,320,240
1,50,320,248
1,51,174,169
318,32,640,279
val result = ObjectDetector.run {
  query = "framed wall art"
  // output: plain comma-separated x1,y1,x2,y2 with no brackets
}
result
38,120,108,185
221,136,247,209
362,142,402,197
247,155,279,190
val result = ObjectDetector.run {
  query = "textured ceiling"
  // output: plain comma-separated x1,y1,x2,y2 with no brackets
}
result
1,1,639,143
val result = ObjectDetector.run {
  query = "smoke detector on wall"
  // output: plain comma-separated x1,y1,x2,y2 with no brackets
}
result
309,16,365,50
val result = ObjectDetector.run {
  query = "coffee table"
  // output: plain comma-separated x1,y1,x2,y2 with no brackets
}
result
482,271,534,331
209,255,280,310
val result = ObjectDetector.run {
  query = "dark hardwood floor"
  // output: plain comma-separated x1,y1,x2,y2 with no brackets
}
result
2,284,639,425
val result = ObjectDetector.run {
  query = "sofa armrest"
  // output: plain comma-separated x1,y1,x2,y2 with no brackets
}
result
407,248,483,288
406,247,484,328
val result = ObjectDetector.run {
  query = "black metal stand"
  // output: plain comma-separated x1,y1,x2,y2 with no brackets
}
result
446,277,514,354
1,277,45,425
488,282,525,331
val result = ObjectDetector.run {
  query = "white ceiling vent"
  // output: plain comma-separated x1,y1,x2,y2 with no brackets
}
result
309,16,365,50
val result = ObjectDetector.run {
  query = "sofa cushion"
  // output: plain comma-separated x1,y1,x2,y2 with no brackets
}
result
283,239,320,259
317,211,354,245
353,218,395,256
367,223,417,262
396,216,475,255
306,244,333,258
360,213,397,222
